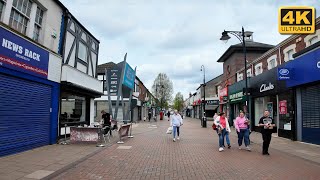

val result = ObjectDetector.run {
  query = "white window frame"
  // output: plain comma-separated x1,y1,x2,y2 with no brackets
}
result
0,0,6,21
283,44,296,62
237,72,243,82
254,62,263,76
267,54,278,70
33,6,44,42
246,69,252,77
304,29,320,47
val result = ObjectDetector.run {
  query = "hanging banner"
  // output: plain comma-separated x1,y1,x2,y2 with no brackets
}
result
0,26,49,78
106,65,122,96
122,63,135,89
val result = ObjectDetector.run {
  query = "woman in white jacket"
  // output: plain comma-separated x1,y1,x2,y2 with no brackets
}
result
170,110,183,142
214,112,231,152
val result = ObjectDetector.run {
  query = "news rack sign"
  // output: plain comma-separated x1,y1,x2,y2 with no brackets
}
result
278,6,315,34
0,26,49,78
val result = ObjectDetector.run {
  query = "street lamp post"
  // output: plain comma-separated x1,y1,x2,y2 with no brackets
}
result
220,27,252,119
201,65,207,128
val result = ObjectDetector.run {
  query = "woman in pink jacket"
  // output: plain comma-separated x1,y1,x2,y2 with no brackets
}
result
234,111,251,151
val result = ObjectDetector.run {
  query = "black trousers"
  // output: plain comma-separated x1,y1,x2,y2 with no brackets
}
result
262,132,272,154
177,126,180,136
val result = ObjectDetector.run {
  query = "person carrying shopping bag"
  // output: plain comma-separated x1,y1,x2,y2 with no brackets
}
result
170,110,183,142
234,110,251,151
214,112,231,152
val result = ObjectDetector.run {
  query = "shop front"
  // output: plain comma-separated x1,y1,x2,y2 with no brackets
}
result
205,99,219,120
249,68,294,139
228,80,250,124
0,26,60,156
282,43,320,144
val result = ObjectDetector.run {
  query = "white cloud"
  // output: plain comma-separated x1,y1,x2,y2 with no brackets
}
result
60,0,320,98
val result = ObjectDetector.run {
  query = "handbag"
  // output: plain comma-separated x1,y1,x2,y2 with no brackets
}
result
166,126,173,134
212,123,217,130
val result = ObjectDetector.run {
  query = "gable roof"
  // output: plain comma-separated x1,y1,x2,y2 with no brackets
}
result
97,62,116,74
217,41,274,63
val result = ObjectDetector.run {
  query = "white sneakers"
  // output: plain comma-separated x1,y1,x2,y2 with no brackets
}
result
177,137,180,140
219,147,224,152
246,146,251,151
173,138,176,142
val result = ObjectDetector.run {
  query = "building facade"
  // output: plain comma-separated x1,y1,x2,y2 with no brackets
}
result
0,0,63,156
0,0,103,156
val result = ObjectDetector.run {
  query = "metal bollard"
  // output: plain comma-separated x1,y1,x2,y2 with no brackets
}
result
96,128,105,147
61,124,69,145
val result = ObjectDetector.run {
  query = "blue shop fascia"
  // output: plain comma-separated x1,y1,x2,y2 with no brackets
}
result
279,41,320,145
0,25,60,156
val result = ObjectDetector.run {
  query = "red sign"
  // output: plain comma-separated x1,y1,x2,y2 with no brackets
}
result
219,87,228,102
279,100,287,115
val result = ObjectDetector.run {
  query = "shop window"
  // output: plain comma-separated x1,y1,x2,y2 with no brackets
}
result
237,73,243,82
246,69,252,77
60,94,86,123
283,44,296,62
304,30,320,47
267,55,278,70
287,49,294,61
309,36,318,46
9,0,32,35
0,0,6,21
78,41,87,62
255,63,263,75
33,6,44,42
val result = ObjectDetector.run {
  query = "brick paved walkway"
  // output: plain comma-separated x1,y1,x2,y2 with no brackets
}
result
52,118,320,180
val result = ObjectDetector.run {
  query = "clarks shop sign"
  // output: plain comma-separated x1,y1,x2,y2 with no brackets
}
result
260,83,275,93
0,27,49,78
249,67,287,97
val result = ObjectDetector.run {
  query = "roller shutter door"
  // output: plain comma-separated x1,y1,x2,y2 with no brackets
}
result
0,73,52,156
301,84,320,145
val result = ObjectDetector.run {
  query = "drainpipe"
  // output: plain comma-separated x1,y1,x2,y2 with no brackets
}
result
278,46,282,65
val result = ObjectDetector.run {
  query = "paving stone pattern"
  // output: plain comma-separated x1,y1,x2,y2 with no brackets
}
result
53,118,320,180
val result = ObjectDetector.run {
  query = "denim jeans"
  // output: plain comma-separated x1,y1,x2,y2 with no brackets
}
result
238,129,250,146
172,126,180,138
225,131,230,146
217,128,227,147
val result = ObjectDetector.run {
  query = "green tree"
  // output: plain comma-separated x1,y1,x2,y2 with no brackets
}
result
152,73,173,109
173,92,184,111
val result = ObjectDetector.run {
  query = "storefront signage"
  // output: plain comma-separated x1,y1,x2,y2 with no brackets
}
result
229,91,244,103
279,100,287,115
219,87,228,102
122,63,135,89
0,27,49,78
260,83,275,93
206,100,219,105
107,66,121,96
284,48,320,87
278,68,292,80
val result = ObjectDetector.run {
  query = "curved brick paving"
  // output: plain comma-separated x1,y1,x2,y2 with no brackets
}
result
53,118,320,180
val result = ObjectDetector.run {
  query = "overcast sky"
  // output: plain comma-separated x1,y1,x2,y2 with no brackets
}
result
60,0,319,99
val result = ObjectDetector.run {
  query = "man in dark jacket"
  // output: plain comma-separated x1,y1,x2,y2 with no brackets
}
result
258,110,275,155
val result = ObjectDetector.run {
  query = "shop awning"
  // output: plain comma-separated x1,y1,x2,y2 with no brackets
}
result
61,82,104,98
205,105,219,110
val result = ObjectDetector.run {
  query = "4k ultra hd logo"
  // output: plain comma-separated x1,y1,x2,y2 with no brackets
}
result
279,6,315,34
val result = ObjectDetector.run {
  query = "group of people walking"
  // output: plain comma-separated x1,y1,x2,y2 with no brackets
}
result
213,110,275,155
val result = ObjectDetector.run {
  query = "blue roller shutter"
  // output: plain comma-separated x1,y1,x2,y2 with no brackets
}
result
0,73,52,156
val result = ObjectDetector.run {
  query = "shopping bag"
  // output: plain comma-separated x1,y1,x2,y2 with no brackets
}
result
166,126,173,134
